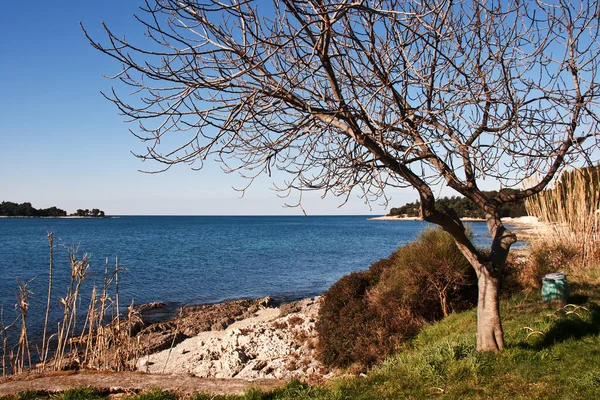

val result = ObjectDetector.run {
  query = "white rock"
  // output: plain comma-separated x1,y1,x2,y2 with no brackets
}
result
140,297,329,380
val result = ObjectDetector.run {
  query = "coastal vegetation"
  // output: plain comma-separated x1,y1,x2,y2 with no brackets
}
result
73,209,105,218
3,277,599,399
0,238,136,376
316,228,478,369
0,202,105,218
525,165,600,271
388,189,528,219
0,202,66,217
84,0,600,352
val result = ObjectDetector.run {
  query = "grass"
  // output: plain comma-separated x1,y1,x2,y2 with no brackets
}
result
3,279,600,400
0,388,108,400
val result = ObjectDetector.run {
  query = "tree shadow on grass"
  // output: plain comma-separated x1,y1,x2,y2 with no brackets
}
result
516,302,600,351
567,293,589,304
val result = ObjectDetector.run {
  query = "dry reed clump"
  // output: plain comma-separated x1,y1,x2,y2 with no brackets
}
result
1,234,148,377
525,166,600,275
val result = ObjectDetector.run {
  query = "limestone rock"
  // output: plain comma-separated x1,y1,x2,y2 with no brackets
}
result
139,296,330,380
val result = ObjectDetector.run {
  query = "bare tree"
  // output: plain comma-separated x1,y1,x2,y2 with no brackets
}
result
84,0,600,351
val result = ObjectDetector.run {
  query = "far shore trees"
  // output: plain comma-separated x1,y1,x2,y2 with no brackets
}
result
73,209,106,217
390,189,528,219
85,0,600,351
0,201,67,217
0,201,105,217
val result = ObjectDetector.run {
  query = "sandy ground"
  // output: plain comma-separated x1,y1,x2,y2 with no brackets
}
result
368,215,422,221
502,216,544,227
370,215,542,227
369,215,491,222
369,215,547,245
0,370,284,397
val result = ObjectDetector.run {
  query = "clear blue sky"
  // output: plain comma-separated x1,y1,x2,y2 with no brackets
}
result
0,1,424,216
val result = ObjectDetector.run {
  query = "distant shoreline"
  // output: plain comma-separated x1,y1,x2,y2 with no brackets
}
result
0,216,106,219
368,215,540,226
368,215,486,222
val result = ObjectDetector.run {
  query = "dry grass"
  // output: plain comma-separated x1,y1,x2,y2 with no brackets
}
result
0,236,148,376
14,279,33,374
525,167,600,272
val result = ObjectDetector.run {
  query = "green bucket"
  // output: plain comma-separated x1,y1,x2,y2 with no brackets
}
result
541,273,568,302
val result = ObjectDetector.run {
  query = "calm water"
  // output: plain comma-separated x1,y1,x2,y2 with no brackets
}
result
0,216,492,339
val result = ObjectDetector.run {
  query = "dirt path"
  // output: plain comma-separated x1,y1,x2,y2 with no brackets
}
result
0,371,285,397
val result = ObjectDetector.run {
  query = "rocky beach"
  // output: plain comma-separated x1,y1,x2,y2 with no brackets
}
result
133,297,330,381
137,297,329,381
0,297,329,396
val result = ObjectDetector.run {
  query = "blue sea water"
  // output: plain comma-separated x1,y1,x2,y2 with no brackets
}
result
0,216,492,339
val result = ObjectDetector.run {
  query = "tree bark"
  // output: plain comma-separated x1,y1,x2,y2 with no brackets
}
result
440,293,449,317
473,214,516,352
476,266,504,351
425,208,514,352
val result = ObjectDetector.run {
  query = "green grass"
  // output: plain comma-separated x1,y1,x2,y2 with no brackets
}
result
213,281,600,399
0,388,108,400
3,282,600,400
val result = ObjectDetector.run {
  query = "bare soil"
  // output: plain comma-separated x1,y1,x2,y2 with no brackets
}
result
0,370,284,397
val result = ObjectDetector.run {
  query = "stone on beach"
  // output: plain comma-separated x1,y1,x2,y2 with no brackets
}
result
138,297,329,380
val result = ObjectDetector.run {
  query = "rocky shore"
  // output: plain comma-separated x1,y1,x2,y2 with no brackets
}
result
137,297,328,380
0,297,328,396
136,297,330,381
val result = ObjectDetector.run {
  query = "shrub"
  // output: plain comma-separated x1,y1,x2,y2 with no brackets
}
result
316,228,478,369
372,228,477,319
315,269,379,367
501,252,529,294
521,241,580,288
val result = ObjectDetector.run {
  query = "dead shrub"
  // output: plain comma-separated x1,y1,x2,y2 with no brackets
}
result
279,302,301,317
501,253,529,294
292,329,310,348
522,241,580,288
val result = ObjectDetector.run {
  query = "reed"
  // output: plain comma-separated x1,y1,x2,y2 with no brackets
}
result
525,166,600,270
80,286,97,364
14,279,33,374
40,232,54,369
162,307,184,373
1,307,17,377
54,249,90,370
0,235,148,376
115,256,120,332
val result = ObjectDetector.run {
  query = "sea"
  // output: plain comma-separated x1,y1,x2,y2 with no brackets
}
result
0,216,495,341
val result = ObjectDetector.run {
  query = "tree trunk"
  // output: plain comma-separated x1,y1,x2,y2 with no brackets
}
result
473,215,516,351
422,207,515,352
476,266,504,351
440,292,449,317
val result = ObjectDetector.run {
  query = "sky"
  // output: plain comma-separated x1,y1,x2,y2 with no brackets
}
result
0,0,430,216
